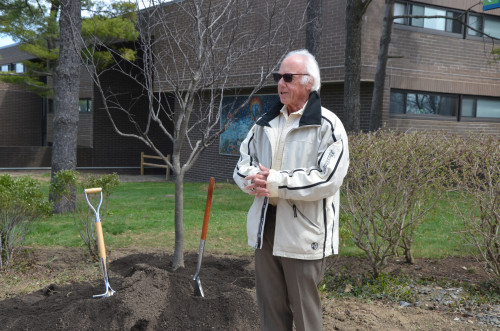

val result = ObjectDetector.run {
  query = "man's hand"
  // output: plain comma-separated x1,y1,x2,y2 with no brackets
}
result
245,164,270,197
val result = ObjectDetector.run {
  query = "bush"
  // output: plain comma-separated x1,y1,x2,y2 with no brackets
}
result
50,171,120,259
0,175,51,269
342,130,454,277
450,134,500,285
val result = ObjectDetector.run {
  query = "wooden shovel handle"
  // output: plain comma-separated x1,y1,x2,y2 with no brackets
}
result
85,187,102,194
95,222,107,259
201,177,215,240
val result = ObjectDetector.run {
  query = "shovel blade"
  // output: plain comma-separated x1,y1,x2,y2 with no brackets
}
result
192,276,204,297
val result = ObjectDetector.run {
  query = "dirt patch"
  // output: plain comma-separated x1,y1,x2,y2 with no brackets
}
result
1,248,498,330
0,249,258,330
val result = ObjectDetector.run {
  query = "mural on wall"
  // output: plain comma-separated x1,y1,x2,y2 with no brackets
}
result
220,94,280,155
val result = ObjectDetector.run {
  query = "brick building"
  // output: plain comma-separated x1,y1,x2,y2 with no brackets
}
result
0,0,499,182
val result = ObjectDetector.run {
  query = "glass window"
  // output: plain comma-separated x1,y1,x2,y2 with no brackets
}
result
476,99,500,118
446,12,463,34
411,5,425,27
468,14,482,36
15,63,24,73
395,2,464,34
390,91,405,113
461,97,475,117
1,64,8,72
79,99,92,113
394,3,407,25
439,95,459,116
423,7,446,31
484,16,500,39
391,91,458,117
406,93,445,115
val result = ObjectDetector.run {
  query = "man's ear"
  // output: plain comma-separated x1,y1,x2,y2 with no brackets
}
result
306,78,314,91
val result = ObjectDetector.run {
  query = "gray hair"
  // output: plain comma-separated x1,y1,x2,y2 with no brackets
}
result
284,49,321,92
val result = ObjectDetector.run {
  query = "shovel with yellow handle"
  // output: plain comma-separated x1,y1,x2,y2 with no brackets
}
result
84,187,115,298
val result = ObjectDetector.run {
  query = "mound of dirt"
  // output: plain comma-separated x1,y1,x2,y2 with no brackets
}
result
0,249,496,331
0,252,258,330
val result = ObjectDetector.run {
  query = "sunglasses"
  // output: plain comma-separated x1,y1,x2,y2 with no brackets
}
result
272,73,309,83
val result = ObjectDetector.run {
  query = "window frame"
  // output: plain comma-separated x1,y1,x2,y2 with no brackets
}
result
394,1,465,35
389,89,500,122
79,99,92,113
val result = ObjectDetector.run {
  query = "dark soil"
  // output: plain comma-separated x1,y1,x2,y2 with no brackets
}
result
0,251,258,330
1,248,498,331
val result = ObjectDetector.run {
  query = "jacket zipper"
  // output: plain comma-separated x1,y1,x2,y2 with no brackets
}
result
256,197,269,249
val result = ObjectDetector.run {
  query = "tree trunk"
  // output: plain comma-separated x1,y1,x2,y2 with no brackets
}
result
369,0,395,131
344,0,365,133
50,0,82,213
306,0,322,56
172,171,185,270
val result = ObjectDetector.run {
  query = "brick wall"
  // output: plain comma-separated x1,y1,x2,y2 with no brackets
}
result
0,86,43,146
362,0,500,133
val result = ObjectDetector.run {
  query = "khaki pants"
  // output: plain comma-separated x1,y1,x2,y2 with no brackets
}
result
255,205,325,331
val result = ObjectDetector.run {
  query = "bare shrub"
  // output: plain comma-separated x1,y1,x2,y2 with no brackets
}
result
0,175,51,269
342,130,454,277
451,134,500,285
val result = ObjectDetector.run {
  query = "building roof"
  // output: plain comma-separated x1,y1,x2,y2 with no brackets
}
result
0,44,36,65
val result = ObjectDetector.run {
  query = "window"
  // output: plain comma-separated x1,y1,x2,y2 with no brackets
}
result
15,63,24,73
390,90,500,120
48,99,92,113
463,97,500,118
390,90,458,117
79,99,92,113
468,14,500,39
394,1,463,34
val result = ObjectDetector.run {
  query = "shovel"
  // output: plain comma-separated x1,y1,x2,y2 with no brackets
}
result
84,187,115,298
192,177,215,297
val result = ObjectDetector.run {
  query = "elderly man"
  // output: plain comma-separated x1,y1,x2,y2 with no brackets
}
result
233,49,349,331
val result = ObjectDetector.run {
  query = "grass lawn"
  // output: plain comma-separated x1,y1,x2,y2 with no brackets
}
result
27,181,255,256
25,179,471,259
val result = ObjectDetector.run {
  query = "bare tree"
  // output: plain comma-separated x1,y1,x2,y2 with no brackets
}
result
82,0,305,269
344,0,372,132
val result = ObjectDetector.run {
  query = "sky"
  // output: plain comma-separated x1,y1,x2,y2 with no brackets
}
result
0,35,16,48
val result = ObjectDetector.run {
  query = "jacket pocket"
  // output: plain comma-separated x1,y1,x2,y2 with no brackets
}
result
274,200,324,255
287,200,320,231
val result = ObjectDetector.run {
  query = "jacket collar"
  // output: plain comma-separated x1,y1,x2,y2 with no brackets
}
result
256,91,322,127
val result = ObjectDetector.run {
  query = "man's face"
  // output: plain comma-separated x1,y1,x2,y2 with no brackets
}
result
277,55,313,113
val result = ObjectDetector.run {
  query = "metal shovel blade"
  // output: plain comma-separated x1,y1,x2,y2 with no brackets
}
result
191,177,214,298
192,239,206,297
192,275,204,297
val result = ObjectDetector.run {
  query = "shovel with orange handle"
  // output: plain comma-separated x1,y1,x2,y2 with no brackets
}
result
192,177,215,297
84,187,115,298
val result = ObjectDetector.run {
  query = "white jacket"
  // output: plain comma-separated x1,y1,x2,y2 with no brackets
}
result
233,92,349,260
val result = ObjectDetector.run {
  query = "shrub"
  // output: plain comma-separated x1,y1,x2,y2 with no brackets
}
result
0,175,51,269
50,171,120,259
342,130,454,277
451,134,500,285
